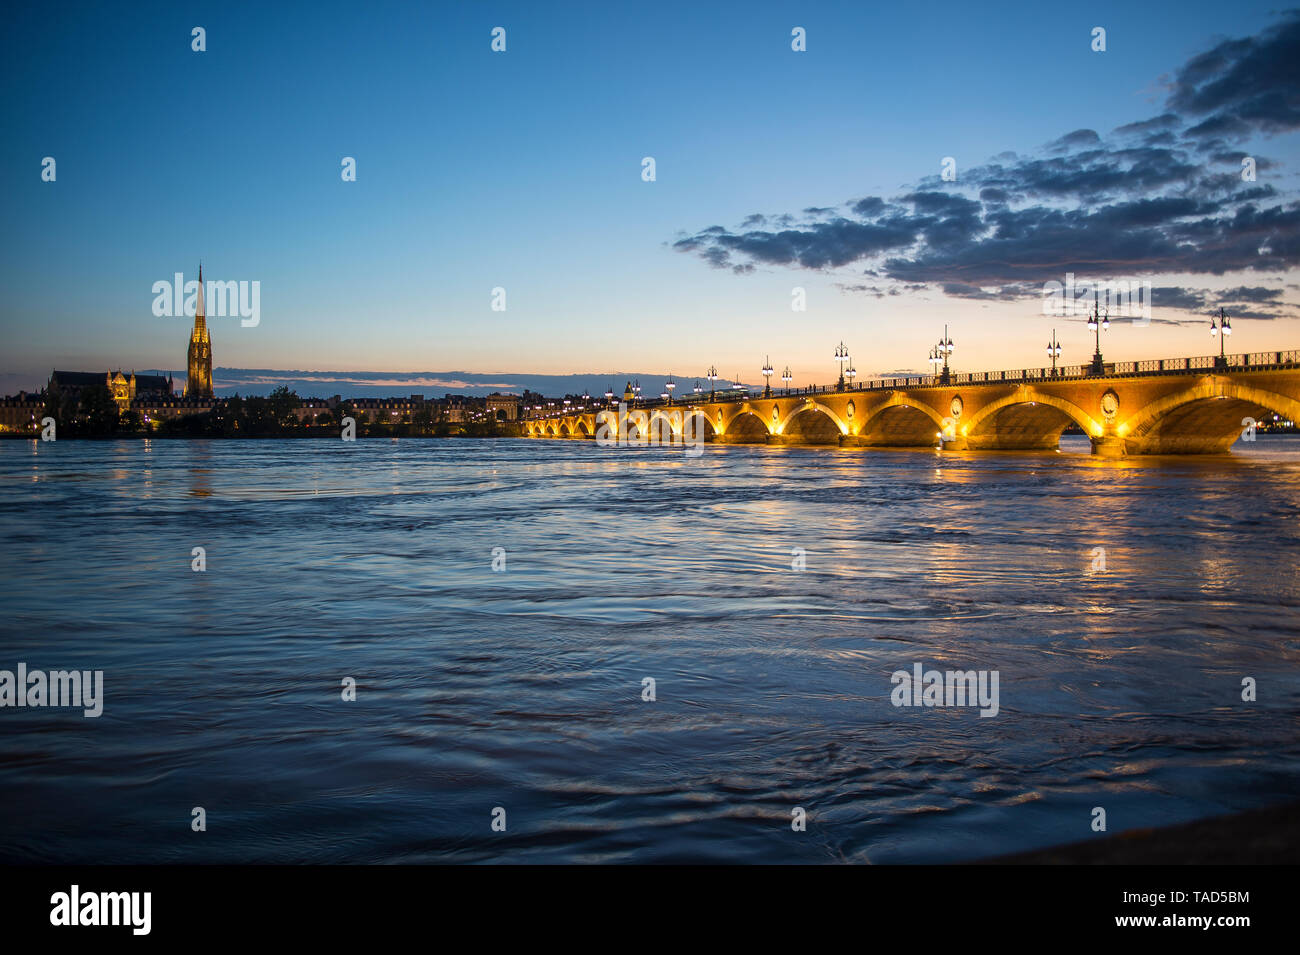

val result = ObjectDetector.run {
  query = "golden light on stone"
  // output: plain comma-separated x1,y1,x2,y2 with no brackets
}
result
529,364,1300,456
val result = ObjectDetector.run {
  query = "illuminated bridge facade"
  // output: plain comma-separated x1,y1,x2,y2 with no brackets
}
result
523,350,1300,456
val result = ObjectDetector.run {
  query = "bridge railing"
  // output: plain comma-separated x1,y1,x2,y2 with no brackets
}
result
523,349,1300,417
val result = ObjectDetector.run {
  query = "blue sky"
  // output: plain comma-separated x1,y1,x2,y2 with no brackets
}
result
2,0,1297,396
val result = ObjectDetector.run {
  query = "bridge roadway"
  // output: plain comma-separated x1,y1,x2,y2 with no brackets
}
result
523,349,1300,455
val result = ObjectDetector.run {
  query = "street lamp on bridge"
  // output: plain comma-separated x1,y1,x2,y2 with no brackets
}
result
1047,330,1062,377
665,374,676,405
846,360,857,389
707,365,719,400
604,385,614,408
935,326,955,384
1211,307,1232,369
782,365,793,394
834,341,849,391
1088,300,1109,374
762,356,774,397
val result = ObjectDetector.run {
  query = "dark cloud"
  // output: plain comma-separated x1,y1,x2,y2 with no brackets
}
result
849,196,886,217
1150,284,1294,320
672,15,1300,319
1221,285,1283,303
1048,129,1102,152
1114,113,1183,137
1166,13,1300,137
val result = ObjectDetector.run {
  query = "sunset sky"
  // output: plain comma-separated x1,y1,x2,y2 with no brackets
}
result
2,0,1297,396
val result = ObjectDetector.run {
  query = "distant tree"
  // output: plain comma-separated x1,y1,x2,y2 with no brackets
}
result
243,395,276,435
79,384,119,435
42,389,62,426
267,386,300,430
219,394,246,435
413,404,434,435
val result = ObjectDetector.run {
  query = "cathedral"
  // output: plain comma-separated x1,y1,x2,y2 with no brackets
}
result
185,264,213,398
48,264,214,412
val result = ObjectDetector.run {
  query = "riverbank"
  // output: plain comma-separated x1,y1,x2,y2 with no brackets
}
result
0,429,522,441
978,801,1300,864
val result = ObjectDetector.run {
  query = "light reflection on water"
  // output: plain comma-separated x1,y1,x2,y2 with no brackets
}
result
1,435,1298,863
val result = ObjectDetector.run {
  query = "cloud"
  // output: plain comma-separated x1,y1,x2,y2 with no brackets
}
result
1047,128,1103,152
1166,14,1300,137
672,14,1300,319
1149,285,1296,319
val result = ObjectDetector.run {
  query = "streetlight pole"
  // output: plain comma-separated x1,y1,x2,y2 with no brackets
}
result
834,341,849,391
781,365,792,395
1088,299,1109,374
846,360,856,389
762,356,774,397
1047,330,1061,377
707,365,718,400
937,326,954,385
1211,307,1231,369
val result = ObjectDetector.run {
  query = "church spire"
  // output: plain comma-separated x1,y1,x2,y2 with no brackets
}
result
185,261,213,399
195,262,206,333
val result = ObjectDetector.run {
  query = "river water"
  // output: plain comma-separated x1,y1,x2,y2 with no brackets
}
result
1,436,1298,863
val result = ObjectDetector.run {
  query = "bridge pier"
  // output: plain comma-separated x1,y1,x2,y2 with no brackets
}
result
1090,435,1127,457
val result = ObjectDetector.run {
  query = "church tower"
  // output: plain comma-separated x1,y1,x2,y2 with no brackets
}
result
185,264,213,398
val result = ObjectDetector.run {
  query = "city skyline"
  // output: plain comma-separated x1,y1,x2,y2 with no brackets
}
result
3,2,1298,395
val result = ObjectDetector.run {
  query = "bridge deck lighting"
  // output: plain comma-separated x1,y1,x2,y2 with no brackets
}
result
1047,329,1062,376
1088,302,1109,373
1211,308,1233,367
933,326,956,384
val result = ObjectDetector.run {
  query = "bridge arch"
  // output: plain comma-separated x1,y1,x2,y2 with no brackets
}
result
858,394,946,446
963,390,1100,450
778,401,846,443
721,409,770,442
594,409,618,439
624,409,652,442
648,409,684,441
1121,379,1300,453
682,409,716,440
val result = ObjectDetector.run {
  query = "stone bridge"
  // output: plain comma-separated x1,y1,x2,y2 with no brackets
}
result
523,350,1300,456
